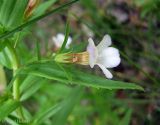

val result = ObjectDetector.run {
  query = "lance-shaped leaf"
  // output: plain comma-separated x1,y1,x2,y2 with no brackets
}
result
0,99,20,120
19,61,143,90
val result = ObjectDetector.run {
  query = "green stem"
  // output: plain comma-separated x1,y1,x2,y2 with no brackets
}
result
13,65,25,120
7,44,24,119
14,71,25,120
13,69,24,120
13,70,20,100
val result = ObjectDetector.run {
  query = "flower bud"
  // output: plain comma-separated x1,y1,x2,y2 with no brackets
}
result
25,0,39,19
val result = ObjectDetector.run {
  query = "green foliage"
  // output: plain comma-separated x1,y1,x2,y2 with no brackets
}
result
33,0,57,18
0,0,16,27
0,99,20,120
119,109,132,125
0,0,28,29
18,61,143,90
20,75,47,101
7,0,28,28
52,87,83,125
0,42,18,69
0,0,79,40
32,103,62,124
134,0,160,17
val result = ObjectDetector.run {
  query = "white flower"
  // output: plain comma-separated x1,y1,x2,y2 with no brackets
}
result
52,33,72,49
87,34,121,79
54,34,120,79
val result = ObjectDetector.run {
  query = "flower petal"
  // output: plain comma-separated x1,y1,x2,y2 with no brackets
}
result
52,33,72,49
57,33,65,44
97,47,121,68
104,57,121,68
52,37,61,48
97,34,112,53
100,47,120,57
65,36,72,49
87,38,97,68
97,64,113,79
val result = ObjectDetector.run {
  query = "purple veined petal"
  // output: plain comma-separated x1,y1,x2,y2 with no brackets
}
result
97,34,112,53
97,64,113,79
87,38,97,68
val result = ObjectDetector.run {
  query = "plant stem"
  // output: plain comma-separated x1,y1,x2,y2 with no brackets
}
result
7,44,25,119
13,70,20,100
13,69,25,120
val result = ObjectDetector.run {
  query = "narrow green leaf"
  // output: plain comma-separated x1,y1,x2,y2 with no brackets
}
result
0,41,7,51
119,109,132,125
0,42,18,69
53,86,83,125
0,45,13,69
22,107,32,122
41,83,72,99
33,0,57,18
0,92,12,104
20,62,143,90
32,104,62,124
20,75,36,93
0,99,20,120
5,115,22,125
20,75,46,101
0,0,16,26
0,0,4,11
0,0,79,40
58,21,70,53
7,0,28,28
